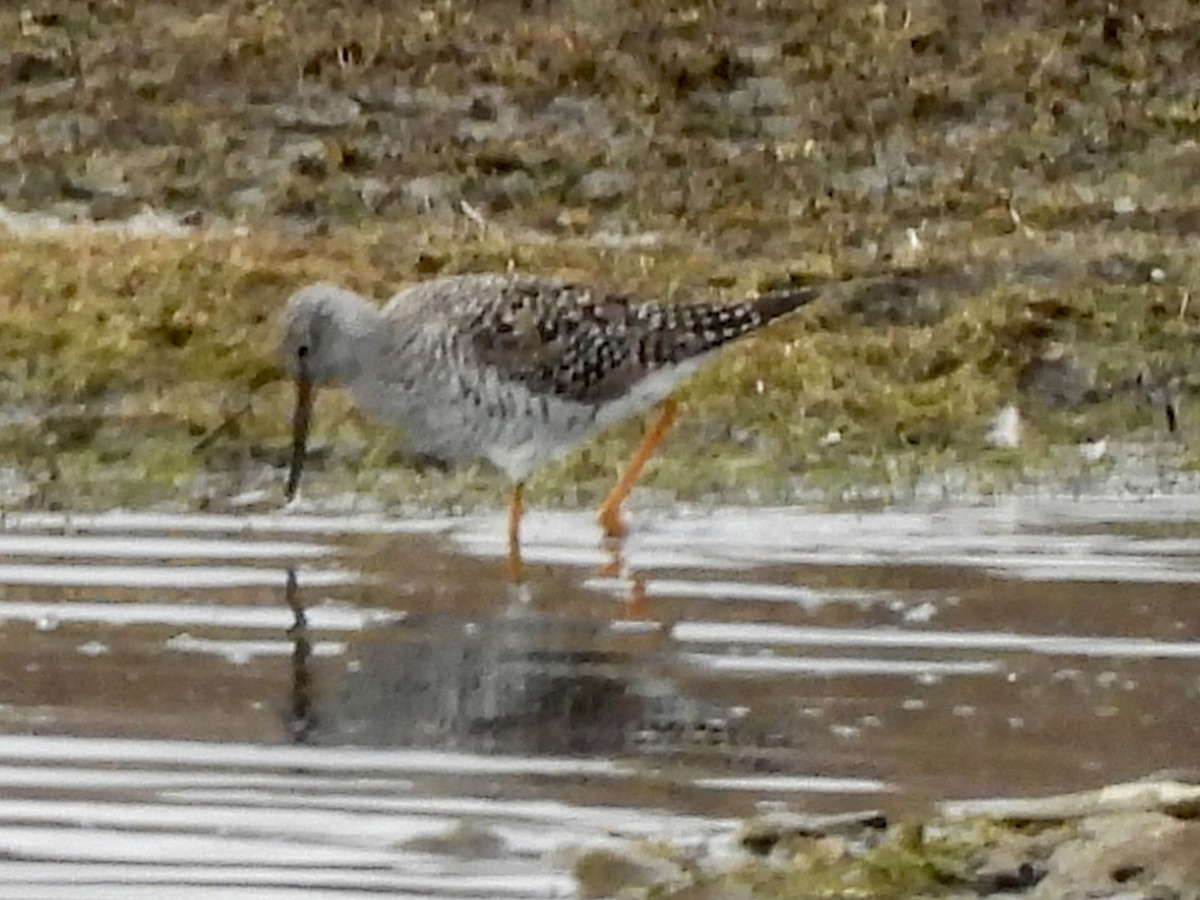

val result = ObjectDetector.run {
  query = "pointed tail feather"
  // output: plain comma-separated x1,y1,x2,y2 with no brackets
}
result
751,287,821,324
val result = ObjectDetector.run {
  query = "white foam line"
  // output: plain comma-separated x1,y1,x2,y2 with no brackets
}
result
585,576,876,607
0,863,428,886
166,790,733,837
2,511,460,537
462,521,1200,579
983,557,1200,583
0,813,581,887
0,735,621,778
453,533,718,571
0,793,725,889
0,600,399,631
673,621,1200,659
0,866,569,900
0,564,355,589
682,653,1001,677
454,537,608,568
0,535,332,560
0,799,433,847
0,824,390,867
612,543,1200,579
1016,494,1200,526
0,885,454,900
648,580,865,605
0,765,414,793
10,504,1200,579
694,774,891,793
165,635,348,663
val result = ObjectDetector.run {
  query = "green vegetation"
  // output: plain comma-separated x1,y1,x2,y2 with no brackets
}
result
2,1,1200,510
572,817,1025,899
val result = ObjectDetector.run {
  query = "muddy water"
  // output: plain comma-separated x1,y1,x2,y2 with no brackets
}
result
0,498,1198,898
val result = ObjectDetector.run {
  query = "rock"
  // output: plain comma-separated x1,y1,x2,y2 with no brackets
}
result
483,170,537,213
986,404,1022,449
227,186,269,216
735,43,781,66
537,96,613,138
402,818,508,859
400,174,458,212
356,176,392,211
351,83,427,115
16,76,77,107
572,845,685,899
279,138,328,170
971,844,1046,893
1034,812,1200,899
578,168,635,203
761,114,807,137
1113,195,1138,215
273,87,361,130
33,113,101,154
78,152,135,199
456,89,521,142
3,50,70,82
87,193,141,222
1079,436,1108,463
941,779,1200,823
13,158,68,204
739,809,887,855
0,466,36,506
728,76,791,111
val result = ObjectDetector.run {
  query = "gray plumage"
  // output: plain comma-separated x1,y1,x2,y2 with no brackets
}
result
281,273,817,482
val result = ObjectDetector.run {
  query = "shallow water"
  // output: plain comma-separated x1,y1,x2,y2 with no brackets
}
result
0,497,1198,897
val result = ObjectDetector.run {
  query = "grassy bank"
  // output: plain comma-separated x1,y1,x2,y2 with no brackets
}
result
2,1,1200,510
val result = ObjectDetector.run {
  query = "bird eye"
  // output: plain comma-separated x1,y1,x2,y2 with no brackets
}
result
297,344,310,359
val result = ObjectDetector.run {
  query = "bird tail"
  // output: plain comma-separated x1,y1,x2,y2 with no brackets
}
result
751,286,821,324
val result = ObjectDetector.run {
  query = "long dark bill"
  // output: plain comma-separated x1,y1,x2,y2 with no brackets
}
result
284,369,313,503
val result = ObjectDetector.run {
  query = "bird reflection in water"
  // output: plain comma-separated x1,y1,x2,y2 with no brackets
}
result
328,610,647,756
275,556,704,758
599,533,650,619
284,568,316,744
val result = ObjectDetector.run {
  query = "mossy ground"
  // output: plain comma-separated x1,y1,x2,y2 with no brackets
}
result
3,1,1200,511
572,817,1036,899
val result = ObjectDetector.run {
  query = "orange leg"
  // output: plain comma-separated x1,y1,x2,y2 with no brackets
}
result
597,399,678,538
506,482,525,581
597,538,622,578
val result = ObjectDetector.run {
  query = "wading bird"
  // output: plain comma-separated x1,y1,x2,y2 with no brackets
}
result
281,274,818,574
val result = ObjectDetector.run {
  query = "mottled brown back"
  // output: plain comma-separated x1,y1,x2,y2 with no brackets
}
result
461,279,818,404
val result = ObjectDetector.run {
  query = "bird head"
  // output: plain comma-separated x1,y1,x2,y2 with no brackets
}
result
279,283,374,503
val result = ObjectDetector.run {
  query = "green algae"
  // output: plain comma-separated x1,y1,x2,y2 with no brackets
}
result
573,818,993,899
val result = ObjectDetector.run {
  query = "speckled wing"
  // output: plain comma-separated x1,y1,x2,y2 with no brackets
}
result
462,279,819,405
